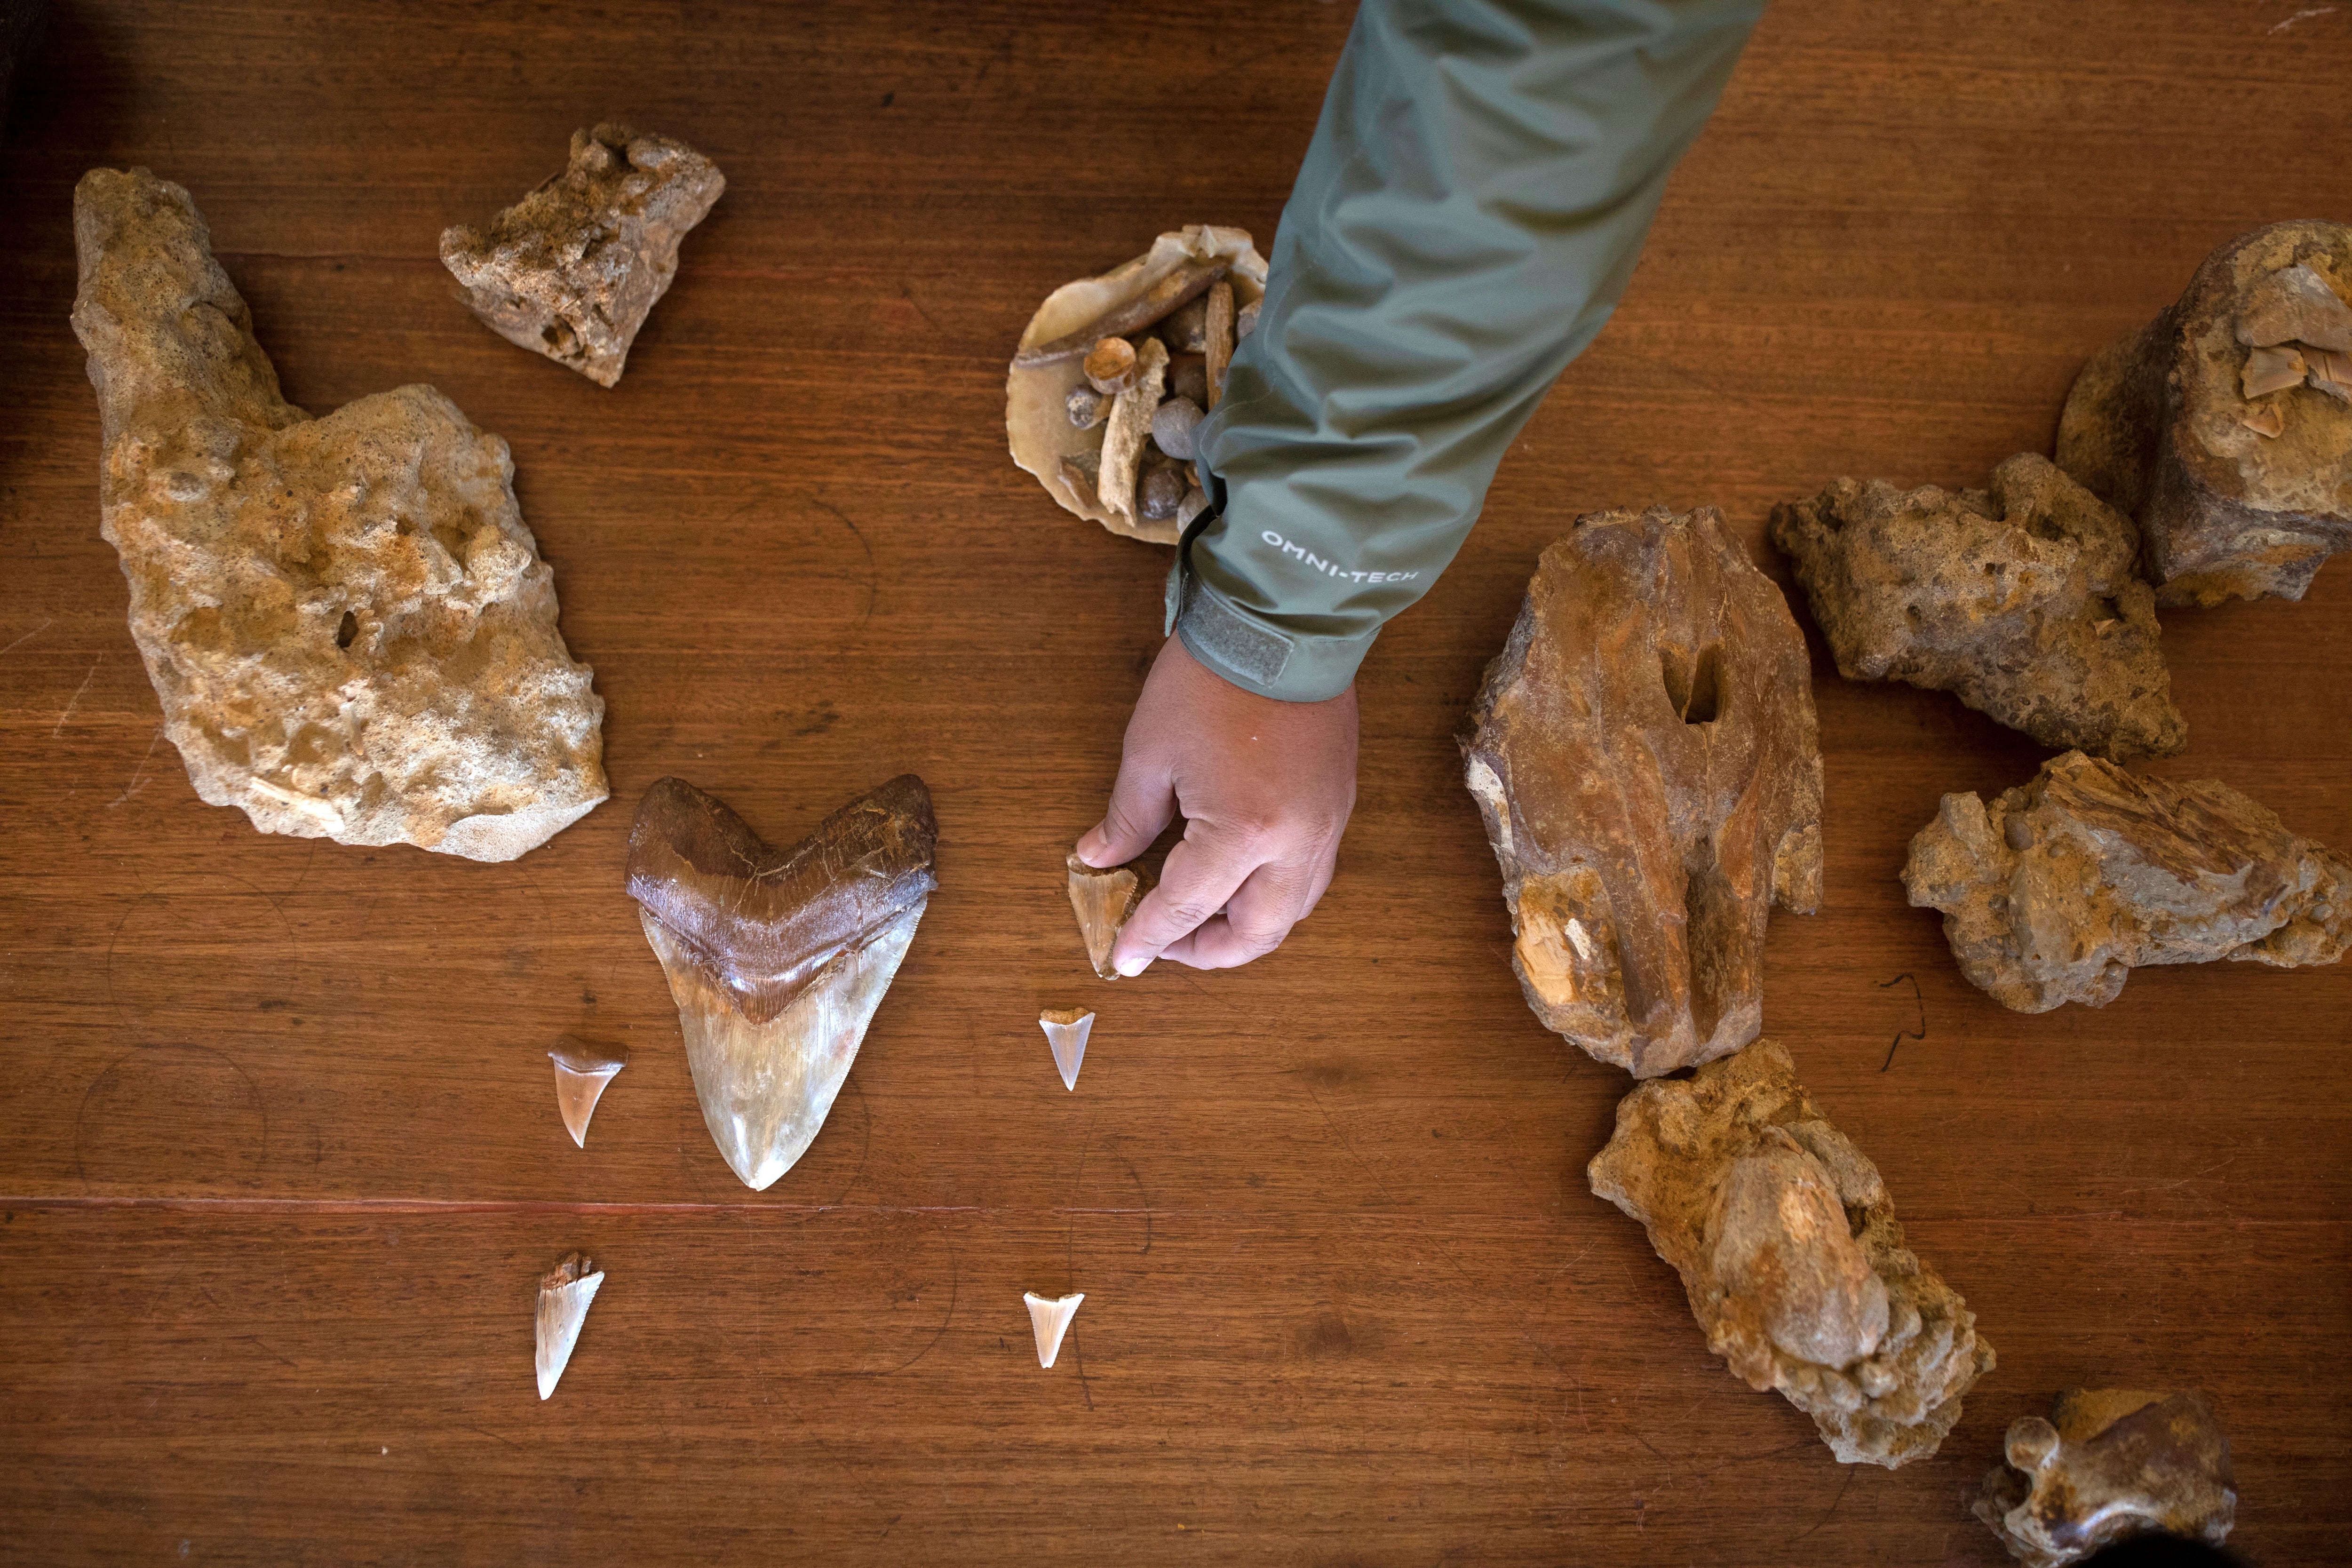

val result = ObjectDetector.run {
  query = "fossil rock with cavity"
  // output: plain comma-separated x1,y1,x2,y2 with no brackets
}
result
1463,506,1823,1076
1903,750,2350,1012
627,776,937,1191
2057,220,2352,606
1589,1039,1994,1467
441,123,724,387
1974,1389,2236,1566
1771,454,2185,760
70,168,607,860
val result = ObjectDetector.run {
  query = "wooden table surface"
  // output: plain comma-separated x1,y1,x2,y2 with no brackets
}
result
2,2,2347,1562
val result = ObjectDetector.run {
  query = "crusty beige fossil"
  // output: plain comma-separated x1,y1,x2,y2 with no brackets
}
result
70,168,608,861
1007,225,1268,543
548,1038,628,1149
1903,750,2350,1012
1974,1389,2236,1567
535,1252,605,1401
2057,221,2352,606
1067,853,1153,980
627,776,938,1191
1023,1291,1085,1369
1589,1040,1994,1467
1771,454,2185,760
1464,506,1823,1077
1038,1008,1094,1091
441,124,724,387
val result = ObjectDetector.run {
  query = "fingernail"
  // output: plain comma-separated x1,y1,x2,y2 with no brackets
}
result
1074,829,1105,867
1116,953,1151,978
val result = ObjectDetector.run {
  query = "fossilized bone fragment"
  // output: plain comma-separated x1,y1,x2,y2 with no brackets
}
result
1023,1291,1085,1368
536,1252,605,1400
1588,1040,1994,1467
69,168,608,861
441,124,724,387
627,776,938,1191
1039,1008,1094,1091
1068,853,1153,980
1770,454,2184,760
1097,337,1170,525
1903,750,2349,1012
548,1038,627,1149
1463,506,1824,1076
1203,279,1236,411
1007,226,1268,543
2057,221,2352,605
1974,1389,2236,1567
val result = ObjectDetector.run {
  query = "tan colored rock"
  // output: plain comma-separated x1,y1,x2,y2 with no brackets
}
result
441,124,724,388
2056,221,2352,606
1903,750,2351,1012
1463,507,1823,1077
1770,454,2185,761
70,168,607,862
1588,1040,1994,1468
1974,1389,2236,1567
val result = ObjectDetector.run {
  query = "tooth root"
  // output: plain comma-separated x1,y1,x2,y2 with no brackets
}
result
536,1252,605,1401
1067,852,1152,979
548,1038,628,1148
1023,1291,1085,1369
1038,1009,1095,1091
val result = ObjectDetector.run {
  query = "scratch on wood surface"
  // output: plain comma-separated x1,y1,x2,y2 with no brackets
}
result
52,655,100,738
107,724,167,808
2271,6,2335,31
0,618,52,659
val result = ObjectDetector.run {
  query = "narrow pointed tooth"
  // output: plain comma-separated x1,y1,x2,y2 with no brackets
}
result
1023,1291,1085,1369
1067,852,1152,979
548,1037,627,1148
535,1252,605,1401
1038,1009,1095,1091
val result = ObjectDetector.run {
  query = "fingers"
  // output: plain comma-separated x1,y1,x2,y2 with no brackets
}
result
1108,830,1257,976
1157,860,1316,970
1075,749,1177,870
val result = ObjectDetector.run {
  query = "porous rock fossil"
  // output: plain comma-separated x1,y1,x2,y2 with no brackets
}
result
627,776,937,1191
1588,1039,1994,1467
536,1252,604,1401
1068,853,1152,981
441,124,724,387
1463,506,1823,1077
1770,454,2185,760
1023,1291,1084,1369
1974,1389,2236,1567
1903,750,2350,1012
2057,221,2352,606
1039,1008,1093,1091
548,1038,627,1149
70,168,608,861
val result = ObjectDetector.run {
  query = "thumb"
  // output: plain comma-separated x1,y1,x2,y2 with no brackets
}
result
1076,749,1176,868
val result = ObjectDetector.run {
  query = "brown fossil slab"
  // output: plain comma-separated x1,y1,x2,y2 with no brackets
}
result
1588,1039,1994,1468
70,168,608,861
2057,220,2352,606
1067,853,1153,980
626,776,938,1190
1903,750,2350,1012
1463,506,1823,1077
1974,1389,2236,1567
441,124,724,387
1771,454,2185,760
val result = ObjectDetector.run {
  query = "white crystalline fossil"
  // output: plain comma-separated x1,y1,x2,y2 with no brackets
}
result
548,1038,627,1149
1024,1291,1085,1369
1038,1009,1095,1091
536,1252,605,1401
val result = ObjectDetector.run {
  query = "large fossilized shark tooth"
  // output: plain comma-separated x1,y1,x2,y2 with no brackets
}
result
1067,853,1152,980
627,775,938,1191
1038,1009,1094,1091
536,1252,604,1401
548,1037,627,1148
1024,1291,1085,1369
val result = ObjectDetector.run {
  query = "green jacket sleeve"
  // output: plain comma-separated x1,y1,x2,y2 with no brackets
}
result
1174,0,1766,701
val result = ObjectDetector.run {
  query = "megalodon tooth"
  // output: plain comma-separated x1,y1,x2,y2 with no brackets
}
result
626,775,938,1192
536,1252,604,1401
548,1037,627,1148
1067,853,1152,980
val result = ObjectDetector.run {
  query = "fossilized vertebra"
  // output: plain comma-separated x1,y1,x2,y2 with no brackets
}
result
536,1252,605,1400
2057,221,2352,606
1038,1009,1094,1091
1588,1039,1994,1467
1024,1291,1085,1369
548,1038,627,1149
1974,1389,2236,1567
441,124,723,387
1464,506,1824,1077
1903,750,2350,1012
627,776,938,1191
1068,853,1152,981
1771,454,2185,760
69,168,608,861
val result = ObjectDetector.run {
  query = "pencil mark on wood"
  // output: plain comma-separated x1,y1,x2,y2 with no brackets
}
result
1878,973,1926,1071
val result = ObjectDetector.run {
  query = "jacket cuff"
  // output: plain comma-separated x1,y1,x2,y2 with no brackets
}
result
1163,539,1376,703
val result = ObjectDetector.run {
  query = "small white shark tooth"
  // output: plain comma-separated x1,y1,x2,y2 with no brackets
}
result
548,1037,627,1148
536,1252,604,1401
1038,1009,1094,1091
1066,852,1152,979
1023,1291,1085,1369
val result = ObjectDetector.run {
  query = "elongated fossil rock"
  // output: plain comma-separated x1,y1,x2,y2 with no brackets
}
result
2056,221,2352,606
1589,1040,1994,1467
1771,454,2185,760
70,168,608,860
1464,506,1824,1077
627,776,937,1191
548,1038,627,1149
1024,1292,1084,1369
1903,751,2350,1012
536,1252,604,1401
441,124,724,387
1975,1389,2236,1567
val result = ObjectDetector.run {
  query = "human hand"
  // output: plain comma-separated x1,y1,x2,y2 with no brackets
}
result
1074,637,1358,974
